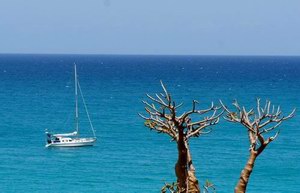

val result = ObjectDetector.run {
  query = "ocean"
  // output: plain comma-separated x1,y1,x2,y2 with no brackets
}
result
0,54,299,193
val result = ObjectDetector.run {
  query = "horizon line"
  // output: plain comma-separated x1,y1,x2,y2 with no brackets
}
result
1,53,300,57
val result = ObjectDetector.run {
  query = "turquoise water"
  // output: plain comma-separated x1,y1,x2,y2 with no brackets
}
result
0,54,299,193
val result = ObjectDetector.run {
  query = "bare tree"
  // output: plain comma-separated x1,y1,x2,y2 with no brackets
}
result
139,81,223,193
220,99,295,193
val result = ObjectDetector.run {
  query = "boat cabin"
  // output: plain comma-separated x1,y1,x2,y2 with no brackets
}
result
59,137,73,143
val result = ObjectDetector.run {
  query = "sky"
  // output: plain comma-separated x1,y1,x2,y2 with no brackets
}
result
1,0,300,55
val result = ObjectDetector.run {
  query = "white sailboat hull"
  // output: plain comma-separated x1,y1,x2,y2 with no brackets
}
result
46,138,96,148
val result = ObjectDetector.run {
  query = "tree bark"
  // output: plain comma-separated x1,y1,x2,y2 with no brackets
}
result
175,130,201,193
234,151,258,193
186,141,200,193
175,128,188,193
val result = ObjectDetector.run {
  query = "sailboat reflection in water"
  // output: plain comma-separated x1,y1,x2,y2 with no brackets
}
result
45,64,96,147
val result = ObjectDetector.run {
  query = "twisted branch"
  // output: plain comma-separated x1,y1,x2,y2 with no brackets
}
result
139,81,223,141
221,98,295,154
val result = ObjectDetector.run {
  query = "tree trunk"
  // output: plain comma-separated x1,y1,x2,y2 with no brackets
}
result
175,130,200,193
186,141,200,193
175,129,188,193
234,151,258,193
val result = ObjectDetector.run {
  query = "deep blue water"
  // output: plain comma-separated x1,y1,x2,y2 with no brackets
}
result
0,54,299,193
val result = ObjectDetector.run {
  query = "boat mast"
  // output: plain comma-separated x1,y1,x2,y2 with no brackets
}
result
74,63,79,134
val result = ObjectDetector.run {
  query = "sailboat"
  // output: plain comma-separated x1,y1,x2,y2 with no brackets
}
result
45,64,97,147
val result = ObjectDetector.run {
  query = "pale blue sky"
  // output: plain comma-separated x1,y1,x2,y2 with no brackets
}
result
1,0,300,55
